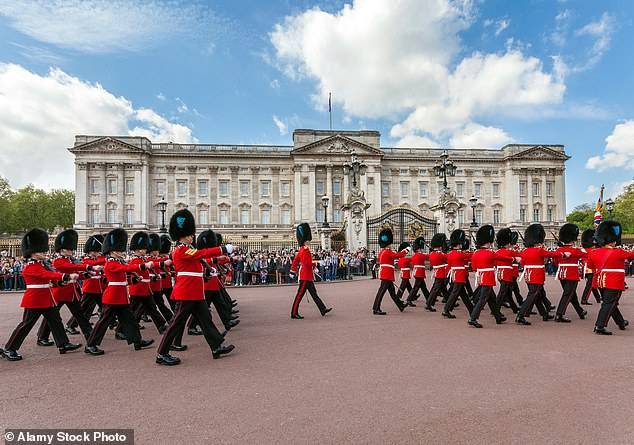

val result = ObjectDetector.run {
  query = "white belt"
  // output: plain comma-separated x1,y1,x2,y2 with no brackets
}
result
108,282,127,286
27,284,51,289
177,272,204,277
141,279,151,283
400,268,410,271
450,266,466,270
380,264,395,269
600,269,625,273
413,265,426,269
89,276,101,280
524,265,545,269
558,263,578,267
496,266,512,269
433,264,448,269
477,268,495,272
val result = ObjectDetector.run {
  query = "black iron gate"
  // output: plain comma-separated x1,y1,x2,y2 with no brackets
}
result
366,207,438,252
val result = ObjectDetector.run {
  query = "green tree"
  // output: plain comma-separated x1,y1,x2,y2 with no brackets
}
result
0,176,14,233
566,203,594,229
613,184,634,233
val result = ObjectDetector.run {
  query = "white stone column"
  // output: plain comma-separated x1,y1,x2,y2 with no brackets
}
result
374,170,381,214
308,166,316,222
99,163,107,224
117,163,125,224
74,162,88,227
555,169,566,221
294,165,302,222
141,161,149,228
527,171,534,222
326,165,333,222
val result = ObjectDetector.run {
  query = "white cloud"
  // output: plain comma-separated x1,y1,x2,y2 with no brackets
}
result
272,115,288,135
393,134,440,148
495,19,510,36
270,79,280,90
270,0,564,148
574,12,615,71
586,120,634,172
0,0,218,53
0,63,196,190
175,97,189,113
156,92,166,101
550,9,571,47
449,123,514,148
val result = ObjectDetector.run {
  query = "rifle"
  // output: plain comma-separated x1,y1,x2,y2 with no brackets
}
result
550,231,563,248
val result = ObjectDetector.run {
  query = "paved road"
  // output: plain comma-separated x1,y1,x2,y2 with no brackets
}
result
1,278,633,444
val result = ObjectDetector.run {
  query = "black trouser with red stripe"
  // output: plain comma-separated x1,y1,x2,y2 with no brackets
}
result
511,278,523,305
581,274,601,303
163,288,177,311
557,280,585,318
470,286,502,322
595,289,626,329
395,278,412,300
152,291,174,322
496,281,519,313
128,296,167,333
373,280,402,312
87,304,141,347
444,282,474,314
188,290,233,330
426,278,449,308
407,277,430,302
67,292,102,329
517,284,550,319
38,300,93,341
5,308,70,351
159,300,224,354
292,280,327,316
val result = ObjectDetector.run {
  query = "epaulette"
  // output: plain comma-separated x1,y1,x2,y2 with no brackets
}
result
185,248,198,256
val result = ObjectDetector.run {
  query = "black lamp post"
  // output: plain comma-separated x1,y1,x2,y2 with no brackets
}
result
469,195,478,228
433,149,457,190
605,198,615,219
321,195,330,228
158,196,168,233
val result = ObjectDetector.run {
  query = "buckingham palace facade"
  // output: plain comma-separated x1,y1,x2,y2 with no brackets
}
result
69,128,569,247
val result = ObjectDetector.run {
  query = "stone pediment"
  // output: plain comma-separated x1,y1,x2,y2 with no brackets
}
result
291,134,383,157
69,136,151,154
506,145,570,161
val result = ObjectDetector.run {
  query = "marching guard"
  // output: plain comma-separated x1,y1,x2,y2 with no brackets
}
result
405,236,430,306
442,229,474,318
1,229,82,361
495,228,519,314
425,233,449,312
372,228,408,315
553,223,587,322
148,233,174,322
395,242,413,302
509,231,524,306
289,223,332,319
580,229,602,305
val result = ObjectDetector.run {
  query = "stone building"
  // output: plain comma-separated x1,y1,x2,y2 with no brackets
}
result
69,129,569,249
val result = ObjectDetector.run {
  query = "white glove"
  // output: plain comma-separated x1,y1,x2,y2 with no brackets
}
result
224,244,235,254
406,246,412,253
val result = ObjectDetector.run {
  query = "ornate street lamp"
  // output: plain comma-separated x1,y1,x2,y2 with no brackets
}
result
469,195,478,228
433,149,457,190
605,198,615,219
158,196,168,233
321,195,330,228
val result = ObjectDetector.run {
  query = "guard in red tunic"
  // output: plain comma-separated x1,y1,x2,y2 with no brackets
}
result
1,229,81,361
590,221,634,335
214,232,240,315
425,233,449,312
468,225,516,328
156,209,235,365
406,236,430,305
395,242,413,302
509,231,524,306
37,229,97,345
84,228,155,356
148,233,174,323
553,223,588,322
66,234,107,333
580,229,601,305
515,224,569,326
289,223,332,319
495,228,519,314
442,229,474,318
158,234,177,311
372,228,408,315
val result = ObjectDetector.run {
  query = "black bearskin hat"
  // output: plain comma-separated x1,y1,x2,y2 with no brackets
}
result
102,228,128,254
296,223,312,245
476,225,495,247
580,229,595,249
130,231,149,251
22,228,49,258
413,236,425,251
510,231,519,246
596,220,622,246
378,228,393,248
159,235,172,254
449,229,466,247
461,238,471,251
524,224,545,247
196,230,216,249
397,242,410,252
559,223,580,244
215,232,223,247
147,233,161,252
430,233,447,249
84,234,104,254
496,228,512,248
169,209,196,241
54,229,78,252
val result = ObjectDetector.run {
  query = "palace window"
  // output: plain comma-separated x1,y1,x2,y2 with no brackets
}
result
156,180,165,196
239,180,250,197
456,182,464,198
125,179,134,195
198,180,208,196
458,210,464,225
260,181,271,198
176,180,187,197
519,181,527,197
261,208,271,225
316,208,325,223
533,207,540,222
90,179,98,194
107,179,117,195
532,182,541,197
125,208,134,225
492,183,500,198
333,209,342,223
474,183,482,198
520,207,527,223
199,209,208,225
547,181,554,197
240,208,250,224
89,207,99,224
316,180,325,196
381,182,390,197
547,206,554,221
219,180,229,198
493,208,501,224
400,181,410,198
107,206,116,224
333,180,341,196
280,181,290,197
155,210,163,226
281,209,291,225
219,209,229,224
419,182,428,198
475,209,483,225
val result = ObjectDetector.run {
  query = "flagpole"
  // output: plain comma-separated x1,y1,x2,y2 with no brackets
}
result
328,92,332,130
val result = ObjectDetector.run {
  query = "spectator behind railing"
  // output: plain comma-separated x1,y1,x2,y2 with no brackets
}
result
1,256,26,291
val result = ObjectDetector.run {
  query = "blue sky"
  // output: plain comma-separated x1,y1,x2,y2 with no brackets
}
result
0,0,633,212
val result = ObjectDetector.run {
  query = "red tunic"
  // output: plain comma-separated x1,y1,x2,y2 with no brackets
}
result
20,260,66,309
429,251,448,279
554,245,586,281
519,247,563,285
171,244,224,301
127,256,153,297
147,255,165,293
411,252,429,279
51,256,89,303
472,248,513,286
102,258,144,305
495,248,516,283
160,255,173,289
447,250,472,284
291,246,315,281
397,257,412,280
378,248,407,281
588,246,634,291
82,256,106,294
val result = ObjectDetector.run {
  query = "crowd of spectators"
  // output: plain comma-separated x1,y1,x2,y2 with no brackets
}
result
0,256,25,291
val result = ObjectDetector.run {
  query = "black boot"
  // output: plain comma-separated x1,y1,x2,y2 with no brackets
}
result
134,339,155,350
59,342,82,354
37,338,54,347
619,320,629,331
65,326,80,335
188,327,203,336
468,319,483,328
212,343,235,359
425,305,437,312
84,345,104,356
555,315,571,323
291,314,304,319
115,332,127,341
170,344,188,351
515,317,531,326
373,310,386,315
442,312,456,319
321,308,333,316
1,348,22,361
156,353,181,366
406,301,416,307
543,314,555,321
594,326,612,335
